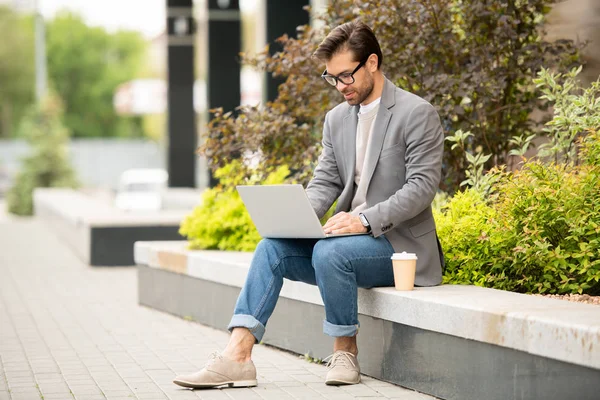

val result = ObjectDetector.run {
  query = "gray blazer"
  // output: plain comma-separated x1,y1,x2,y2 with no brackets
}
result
306,77,445,286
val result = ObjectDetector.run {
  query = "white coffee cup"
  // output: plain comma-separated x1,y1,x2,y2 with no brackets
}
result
391,252,418,291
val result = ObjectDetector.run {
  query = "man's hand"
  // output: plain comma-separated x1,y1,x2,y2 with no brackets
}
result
323,212,367,234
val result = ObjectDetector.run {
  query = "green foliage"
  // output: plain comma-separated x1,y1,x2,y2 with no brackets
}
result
437,162,600,295
434,188,499,287
432,191,450,213
46,12,147,138
202,0,581,192
494,162,600,294
445,129,499,194
301,353,323,364
508,133,537,158
179,163,291,251
580,129,600,167
7,97,79,216
0,6,34,138
438,72,600,295
534,66,600,164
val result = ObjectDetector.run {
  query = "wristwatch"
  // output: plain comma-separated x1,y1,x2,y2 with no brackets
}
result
358,213,371,233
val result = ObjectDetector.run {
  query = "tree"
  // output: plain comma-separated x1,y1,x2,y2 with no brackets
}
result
0,6,35,138
202,0,581,192
7,95,78,216
45,12,147,138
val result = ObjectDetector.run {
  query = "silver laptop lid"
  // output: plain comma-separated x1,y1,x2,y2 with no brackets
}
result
237,184,326,239
237,184,369,239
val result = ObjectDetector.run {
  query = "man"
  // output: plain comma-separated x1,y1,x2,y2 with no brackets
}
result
173,19,444,389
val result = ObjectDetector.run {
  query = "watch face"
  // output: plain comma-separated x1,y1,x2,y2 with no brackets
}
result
359,214,369,227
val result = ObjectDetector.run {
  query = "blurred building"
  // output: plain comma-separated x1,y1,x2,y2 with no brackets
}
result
0,0,34,13
546,0,600,85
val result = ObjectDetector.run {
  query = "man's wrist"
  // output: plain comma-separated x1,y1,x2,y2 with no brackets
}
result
358,213,371,233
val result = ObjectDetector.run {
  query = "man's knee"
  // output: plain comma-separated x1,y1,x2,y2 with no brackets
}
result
255,238,289,258
254,238,293,276
312,239,351,273
255,238,276,254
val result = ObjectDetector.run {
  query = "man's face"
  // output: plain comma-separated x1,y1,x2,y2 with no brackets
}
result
324,50,374,106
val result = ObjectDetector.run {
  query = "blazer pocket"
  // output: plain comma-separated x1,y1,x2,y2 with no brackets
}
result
409,217,436,238
380,142,405,159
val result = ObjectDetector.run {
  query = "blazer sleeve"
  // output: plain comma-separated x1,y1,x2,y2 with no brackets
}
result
362,102,443,237
305,112,344,219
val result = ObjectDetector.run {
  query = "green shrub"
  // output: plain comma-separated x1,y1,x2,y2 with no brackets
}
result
431,191,450,213
492,162,600,294
438,69,600,295
7,96,78,216
534,67,600,164
180,162,291,252
437,162,600,294
579,125,600,167
434,188,498,287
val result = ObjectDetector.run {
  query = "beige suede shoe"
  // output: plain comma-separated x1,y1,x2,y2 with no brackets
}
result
324,351,361,385
173,352,257,389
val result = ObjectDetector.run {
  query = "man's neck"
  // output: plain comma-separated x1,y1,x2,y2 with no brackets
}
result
360,72,385,106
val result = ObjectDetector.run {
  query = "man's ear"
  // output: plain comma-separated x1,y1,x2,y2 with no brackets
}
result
367,53,379,72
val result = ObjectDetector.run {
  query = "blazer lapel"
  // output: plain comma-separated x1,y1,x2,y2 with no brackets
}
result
362,78,396,191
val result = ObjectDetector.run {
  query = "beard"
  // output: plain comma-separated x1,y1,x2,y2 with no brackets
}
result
341,72,375,106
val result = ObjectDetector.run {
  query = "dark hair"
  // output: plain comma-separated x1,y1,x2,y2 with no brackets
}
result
313,20,383,68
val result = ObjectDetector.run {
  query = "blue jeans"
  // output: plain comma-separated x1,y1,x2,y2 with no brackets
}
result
228,235,395,342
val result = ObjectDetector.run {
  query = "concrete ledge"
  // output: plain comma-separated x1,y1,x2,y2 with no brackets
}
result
134,240,600,370
135,241,600,400
34,188,198,265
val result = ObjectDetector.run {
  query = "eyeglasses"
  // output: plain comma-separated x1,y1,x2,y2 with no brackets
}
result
321,59,366,86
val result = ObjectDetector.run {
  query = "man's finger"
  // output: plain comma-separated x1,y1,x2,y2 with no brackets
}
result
324,214,344,228
328,213,345,223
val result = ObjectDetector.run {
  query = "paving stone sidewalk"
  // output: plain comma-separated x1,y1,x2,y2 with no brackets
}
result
0,218,435,400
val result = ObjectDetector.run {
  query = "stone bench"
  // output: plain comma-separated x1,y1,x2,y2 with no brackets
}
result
134,241,600,400
33,188,200,265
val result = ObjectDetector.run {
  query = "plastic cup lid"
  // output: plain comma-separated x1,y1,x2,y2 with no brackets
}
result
391,252,418,260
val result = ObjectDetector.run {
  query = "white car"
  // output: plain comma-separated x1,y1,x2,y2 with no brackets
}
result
114,168,168,211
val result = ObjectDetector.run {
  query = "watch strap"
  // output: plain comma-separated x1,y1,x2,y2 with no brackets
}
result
359,213,371,233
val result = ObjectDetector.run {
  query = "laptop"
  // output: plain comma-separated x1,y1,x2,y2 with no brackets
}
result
236,184,369,239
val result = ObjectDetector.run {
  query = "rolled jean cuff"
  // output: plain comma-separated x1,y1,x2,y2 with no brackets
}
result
228,314,266,343
323,320,359,337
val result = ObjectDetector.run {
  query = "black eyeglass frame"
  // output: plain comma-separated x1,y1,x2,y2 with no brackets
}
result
321,59,367,87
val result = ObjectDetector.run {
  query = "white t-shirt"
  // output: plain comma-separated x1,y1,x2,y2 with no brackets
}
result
351,97,381,213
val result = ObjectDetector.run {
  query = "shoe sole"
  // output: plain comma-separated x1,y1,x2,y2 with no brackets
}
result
325,377,361,386
173,379,258,389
